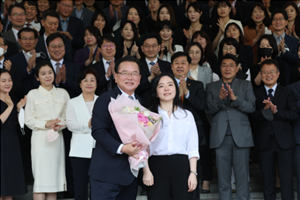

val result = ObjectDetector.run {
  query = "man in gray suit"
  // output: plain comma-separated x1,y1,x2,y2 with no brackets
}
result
72,0,93,28
205,54,256,200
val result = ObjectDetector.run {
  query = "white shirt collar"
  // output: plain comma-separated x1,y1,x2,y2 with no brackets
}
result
145,57,158,72
12,27,19,41
50,58,64,73
22,50,31,63
0,57,4,68
118,86,136,100
264,83,277,96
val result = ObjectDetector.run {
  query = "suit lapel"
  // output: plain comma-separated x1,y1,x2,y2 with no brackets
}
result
197,67,204,82
296,82,300,95
77,94,92,120
272,85,282,106
141,60,150,77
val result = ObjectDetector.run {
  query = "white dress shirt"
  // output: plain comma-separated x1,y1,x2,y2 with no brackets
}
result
50,58,64,74
190,67,199,81
150,107,199,160
264,83,277,97
22,50,31,63
0,57,4,69
43,34,51,58
12,27,19,42
146,57,158,73
103,57,114,80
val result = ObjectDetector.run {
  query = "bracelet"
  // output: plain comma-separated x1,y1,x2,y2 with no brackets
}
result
190,171,198,176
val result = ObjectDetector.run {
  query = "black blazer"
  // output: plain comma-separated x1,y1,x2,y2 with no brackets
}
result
57,16,85,53
135,59,172,108
35,35,73,62
4,41,19,59
183,78,206,146
89,86,141,185
250,85,298,151
232,1,252,26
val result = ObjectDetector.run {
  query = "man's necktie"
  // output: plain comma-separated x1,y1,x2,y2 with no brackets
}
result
268,89,274,102
150,62,155,66
128,95,134,100
107,61,113,91
56,63,60,74
25,23,31,28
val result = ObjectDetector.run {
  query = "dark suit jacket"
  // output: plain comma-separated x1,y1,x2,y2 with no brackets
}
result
89,86,139,185
74,46,98,71
56,60,81,98
287,81,300,144
35,35,73,62
135,59,172,108
71,7,94,28
250,85,298,150
58,16,85,52
233,1,252,26
8,52,44,96
4,40,19,59
103,4,129,28
2,29,21,50
183,78,206,146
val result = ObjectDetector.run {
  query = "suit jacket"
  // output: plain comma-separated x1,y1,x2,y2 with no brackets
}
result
58,16,85,52
2,29,21,50
182,78,206,146
74,46,97,71
187,65,213,90
89,86,140,185
103,4,129,28
250,85,298,150
35,35,73,62
4,40,19,59
71,7,94,28
287,81,300,145
205,78,256,149
135,59,172,108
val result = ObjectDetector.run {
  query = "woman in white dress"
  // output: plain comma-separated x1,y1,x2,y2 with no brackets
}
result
143,73,199,200
66,68,98,200
24,61,70,200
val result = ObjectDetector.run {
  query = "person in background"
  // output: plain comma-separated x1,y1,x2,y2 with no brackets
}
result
158,20,183,63
37,0,51,19
0,69,27,200
91,10,112,37
1,0,17,33
146,0,161,31
83,0,101,12
284,1,300,40
22,1,41,33
0,21,19,59
289,45,300,84
103,0,129,28
243,2,273,65
66,68,98,200
73,25,101,71
71,0,94,28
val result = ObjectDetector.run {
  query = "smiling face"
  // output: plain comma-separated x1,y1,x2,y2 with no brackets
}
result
57,0,73,19
251,6,265,24
188,45,201,65
84,0,95,6
225,24,240,42
94,14,106,30
121,22,134,41
188,6,202,23
99,39,116,60
159,7,170,21
285,5,297,22
114,61,141,95
47,37,65,62
18,31,38,52
220,58,238,82
127,8,140,26
193,35,207,50
148,0,161,12
156,75,176,103
75,0,84,6
38,0,50,13
8,7,26,29
24,2,38,22
141,38,161,60
0,72,13,94
84,29,97,47
159,27,172,41
36,65,54,87
222,44,237,56
80,73,97,94
217,3,231,18
272,13,288,31
261,64,280,88
171,55,191,79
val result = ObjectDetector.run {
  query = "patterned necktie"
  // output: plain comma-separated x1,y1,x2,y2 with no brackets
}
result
128,95,134,100
26,23,31,28
55,63,60,74
268,89,274,102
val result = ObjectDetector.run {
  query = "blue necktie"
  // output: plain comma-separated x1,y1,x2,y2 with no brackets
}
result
268,89,274,102
150,62,155,66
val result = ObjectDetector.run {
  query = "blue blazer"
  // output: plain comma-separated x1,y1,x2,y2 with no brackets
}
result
287,81,300,144
89,86,140,185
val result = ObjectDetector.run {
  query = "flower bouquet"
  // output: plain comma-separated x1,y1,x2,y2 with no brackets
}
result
108,94,162,177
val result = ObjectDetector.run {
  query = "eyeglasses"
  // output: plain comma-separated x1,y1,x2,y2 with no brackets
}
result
189,51,201,55
21,37,35,41
261,70,278,75
221,63,236,68
102,44,115,49
223,46,235,52
11,13,25,17
272,17,285,22
60,3,73,9
143,44,158,49
117,71,140,77
49,44,65,49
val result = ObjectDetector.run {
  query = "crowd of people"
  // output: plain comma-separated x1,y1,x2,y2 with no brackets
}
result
0,0,300,200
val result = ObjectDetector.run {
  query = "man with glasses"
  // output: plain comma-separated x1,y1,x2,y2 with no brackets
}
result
271,9,299,84
205,54,255,200
57,0,84,54
137,33,172,107
1,0,16,33
2,3,26,50
91,34,121,95
250,59,298,200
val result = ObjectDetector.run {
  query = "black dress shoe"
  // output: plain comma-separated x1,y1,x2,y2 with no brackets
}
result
201,189,210,193
140,188,147,195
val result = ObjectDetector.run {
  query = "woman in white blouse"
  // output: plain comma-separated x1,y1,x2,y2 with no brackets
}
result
158,20,184,63
25,61,70,200
143,73,199,200
185,42,213,89
66,68,98,200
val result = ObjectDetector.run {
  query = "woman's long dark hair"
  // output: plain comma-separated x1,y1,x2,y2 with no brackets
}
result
158,20,175,56
191,30,215,63
248,2,271,29
185,42,204,66
211,1,234,32
156,3,177,28
187,2,203,24
120,20,143,56
148,73,184,117
283,1,300,39
125,5,147,35
91,10,112,35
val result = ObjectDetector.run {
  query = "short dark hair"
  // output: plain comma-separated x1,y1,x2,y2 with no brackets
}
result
171,52,191,64
21,1,39,16
91,10,112,35
260,59,280,72
42,9,60,21
8,3,25,16
257,34,278,60
57,0,74,4
17,27,38,39
0,68,11,77
221,53,239,66
98,34,116,47
84,25,101,41
224,22,245,44
158,20,174,32
248,2,271,29
0,36,7,46
156,3,177,28
218,37,240,59
77,68,99,85
34,60,55,78
187,2,203,23
46,32,66,47
185,42,204,65
141,33,162,45
271,9,288,22
115,55,141,74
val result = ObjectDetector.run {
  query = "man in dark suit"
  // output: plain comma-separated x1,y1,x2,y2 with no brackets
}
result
72,0,93,28
89,55,142,200
2,3,26,50
205,54,256,200
271,9,299,84
90,34,121,95
36,9,73,62
136,33,172,107
103,0,129,28
1,0,16,33
287,80,300,200
0,21,19,58
170,52,206,200
250,59,298,200
57,0,85,54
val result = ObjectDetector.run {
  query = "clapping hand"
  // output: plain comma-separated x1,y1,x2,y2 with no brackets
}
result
17,95,27,112
179,77,188,97
219,84,228,100
263,98,277,114
45,118,61,129
183,29,191,40
95,47,101,62
168,38,174,55
151,62,161,76
27,50,36,72
226,84,236,101
5,92,14,108
85,47,94,66
3,60,12,71
217,18,226,33
60,64,66,83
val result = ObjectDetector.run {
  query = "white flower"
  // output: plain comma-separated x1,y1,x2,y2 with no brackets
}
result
121,106,131,114
143,110,150,117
